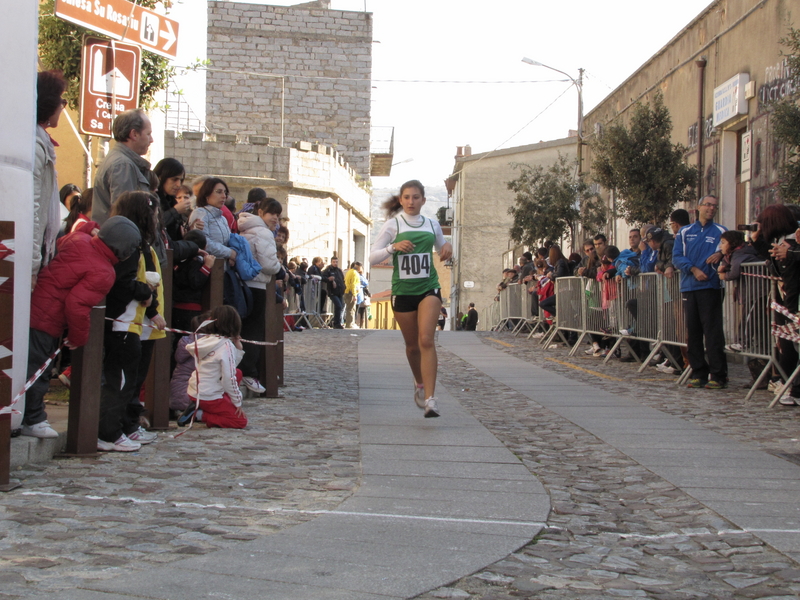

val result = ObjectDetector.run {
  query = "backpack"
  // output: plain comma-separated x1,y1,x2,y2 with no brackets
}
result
223,268,253,318
228,232,262,281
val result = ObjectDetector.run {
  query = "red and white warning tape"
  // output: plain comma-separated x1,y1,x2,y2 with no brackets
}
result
1,318,282,418
1,344,64,416
104,317,282,346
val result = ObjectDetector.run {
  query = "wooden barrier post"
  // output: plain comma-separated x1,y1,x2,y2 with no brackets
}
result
61,305,105,457
261,278,281,397
201,258,225,311
144,250,173,430
0,222,20,491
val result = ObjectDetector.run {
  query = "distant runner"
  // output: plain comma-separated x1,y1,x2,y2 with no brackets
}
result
370,180,452,417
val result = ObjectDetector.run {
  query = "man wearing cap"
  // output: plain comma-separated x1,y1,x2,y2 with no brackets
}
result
673,195,728,389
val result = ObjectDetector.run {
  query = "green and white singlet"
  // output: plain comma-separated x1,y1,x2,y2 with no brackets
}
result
391,215,440,295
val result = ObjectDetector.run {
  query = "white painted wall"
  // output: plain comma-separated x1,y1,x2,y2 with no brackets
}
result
0,2,37,427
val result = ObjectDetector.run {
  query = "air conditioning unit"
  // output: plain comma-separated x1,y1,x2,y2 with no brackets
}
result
445,208,454,222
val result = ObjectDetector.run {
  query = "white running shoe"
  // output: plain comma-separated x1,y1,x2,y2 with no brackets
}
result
21,420,58,439
128,426,158,444
424,397,440,418
242,377,266,394
585,343,601,355
97,434,141,452
413,384,426,409
779,395,798,406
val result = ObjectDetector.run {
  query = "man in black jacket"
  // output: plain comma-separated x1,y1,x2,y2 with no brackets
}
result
321,256,345,329
465,303,479,331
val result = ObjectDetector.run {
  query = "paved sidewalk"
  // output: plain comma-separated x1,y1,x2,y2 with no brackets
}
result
4,329,800,599
9,331,547,600
438,333,800,559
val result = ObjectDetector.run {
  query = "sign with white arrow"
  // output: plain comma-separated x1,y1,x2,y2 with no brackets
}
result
55,0,180,60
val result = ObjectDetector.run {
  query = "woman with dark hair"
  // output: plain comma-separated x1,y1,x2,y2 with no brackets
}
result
153,157,188,242
98,191,165,451
33,70,68,284
548,245,570,280
59,183,82,210
188,177,237,266
752,204,800,404
369,180,453,418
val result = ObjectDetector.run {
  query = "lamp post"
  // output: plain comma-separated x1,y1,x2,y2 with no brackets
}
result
521,58,584,174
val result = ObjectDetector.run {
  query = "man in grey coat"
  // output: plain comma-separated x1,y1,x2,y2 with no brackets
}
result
92,109,154,225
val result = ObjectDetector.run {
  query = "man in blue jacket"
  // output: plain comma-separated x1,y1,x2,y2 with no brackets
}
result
672,195,728,389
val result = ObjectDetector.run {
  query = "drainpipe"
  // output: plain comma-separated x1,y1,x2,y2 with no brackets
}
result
696,57,707,200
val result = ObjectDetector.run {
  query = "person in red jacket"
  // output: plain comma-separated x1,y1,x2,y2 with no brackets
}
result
22,216,141,438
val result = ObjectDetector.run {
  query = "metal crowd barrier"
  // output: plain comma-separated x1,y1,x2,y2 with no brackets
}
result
720,262,784,400
541,277,584,347
530,264,783,404
603,273,666,368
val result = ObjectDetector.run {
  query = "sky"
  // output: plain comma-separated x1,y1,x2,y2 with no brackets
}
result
165,0,714,191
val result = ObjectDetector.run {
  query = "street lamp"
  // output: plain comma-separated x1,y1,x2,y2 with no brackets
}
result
521,57,584,171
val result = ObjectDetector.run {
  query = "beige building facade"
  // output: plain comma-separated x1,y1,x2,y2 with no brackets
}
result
582,0,798,242
446,137,577,322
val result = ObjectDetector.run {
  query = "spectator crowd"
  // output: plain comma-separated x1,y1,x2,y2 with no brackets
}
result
24,71,368,453
493,196,800,403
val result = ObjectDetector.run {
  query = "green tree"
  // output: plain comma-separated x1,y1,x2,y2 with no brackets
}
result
773,28,800,201
507,154,607,249
591,92,696,225
38,0,174,110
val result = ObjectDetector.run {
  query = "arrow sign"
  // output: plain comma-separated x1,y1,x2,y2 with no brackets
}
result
55,0,180,60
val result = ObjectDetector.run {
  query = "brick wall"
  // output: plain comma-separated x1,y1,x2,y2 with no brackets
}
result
206,1,372,178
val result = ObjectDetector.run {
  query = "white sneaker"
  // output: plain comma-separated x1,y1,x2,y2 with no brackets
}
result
97,434,141,452
424,397,440,418
768,380,782,393
242,377,266,394
619,328,634,336
413,384,426,409
128,426,158,444
779,395,798,406
585,343,601,355
21,420,58,439
97,438,115,452
726,343,743,352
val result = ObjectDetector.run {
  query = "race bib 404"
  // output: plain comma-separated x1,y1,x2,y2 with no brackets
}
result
398,252,431,279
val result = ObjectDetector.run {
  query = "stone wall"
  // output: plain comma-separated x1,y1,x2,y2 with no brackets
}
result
206,1,372,179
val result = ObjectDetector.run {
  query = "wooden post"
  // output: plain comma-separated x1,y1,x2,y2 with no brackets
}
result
144,250,172,430
261,278,281,397
0,222,20,491
61,305,105,457
201,258,224,311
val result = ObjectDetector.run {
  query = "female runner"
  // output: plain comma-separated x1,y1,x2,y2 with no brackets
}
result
370,180,453,417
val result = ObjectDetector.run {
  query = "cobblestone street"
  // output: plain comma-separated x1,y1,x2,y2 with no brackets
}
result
422,332,800,600
2,329,800,599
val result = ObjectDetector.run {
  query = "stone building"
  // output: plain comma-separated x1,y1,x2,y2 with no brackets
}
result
162,0,376,267
206,0,373,179
581,0,798,242
446,138,577,322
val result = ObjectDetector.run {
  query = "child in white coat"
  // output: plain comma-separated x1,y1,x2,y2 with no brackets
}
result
179,305,248,429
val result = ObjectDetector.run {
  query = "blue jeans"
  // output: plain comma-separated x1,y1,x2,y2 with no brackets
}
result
330,295,344,328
